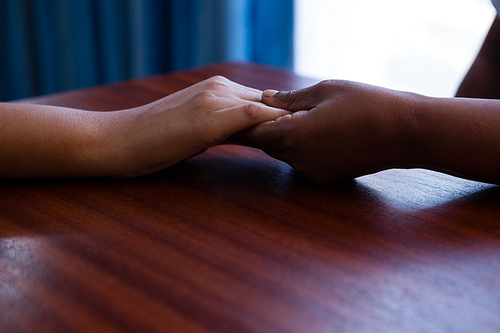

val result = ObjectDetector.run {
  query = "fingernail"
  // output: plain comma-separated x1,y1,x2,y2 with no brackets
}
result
263,89,279,98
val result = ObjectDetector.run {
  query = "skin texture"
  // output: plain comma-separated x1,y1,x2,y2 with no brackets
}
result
0,76,288,179
233,82,500,184
232,81,420,183
231,13,500,184
4,14,500,182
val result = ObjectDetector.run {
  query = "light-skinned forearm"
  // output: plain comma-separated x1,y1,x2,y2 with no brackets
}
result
0,103,125,179
0,76,287,179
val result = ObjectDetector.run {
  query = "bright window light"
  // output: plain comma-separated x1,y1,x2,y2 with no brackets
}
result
294,0,496,97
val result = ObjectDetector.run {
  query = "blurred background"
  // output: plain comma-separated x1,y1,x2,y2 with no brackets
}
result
295,0,496,97
0,0,496,101
0,0,294,101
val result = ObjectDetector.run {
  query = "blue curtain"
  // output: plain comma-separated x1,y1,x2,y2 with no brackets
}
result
0,0,294,101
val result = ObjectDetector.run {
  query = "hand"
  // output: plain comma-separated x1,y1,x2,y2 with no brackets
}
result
232,80,419,183
0,76,288,179
110,76,289,177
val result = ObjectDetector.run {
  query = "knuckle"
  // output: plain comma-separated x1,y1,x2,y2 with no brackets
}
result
279,90,302,109
243,102,261,120
313,79,355,101
319,79,343,87
317,79,340,93
192,90,217,105
281,89,296,102
204,75,230,91
211,75,228,82
317,79,335,90
318,79,333,86
318,79,350,91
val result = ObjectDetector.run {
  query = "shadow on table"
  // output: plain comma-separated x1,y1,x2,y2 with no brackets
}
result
1,146,499,258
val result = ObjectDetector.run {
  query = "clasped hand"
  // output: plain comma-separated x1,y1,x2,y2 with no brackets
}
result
113,76,292,177
232,80,419,183
5,75,498,183
0,76,289,179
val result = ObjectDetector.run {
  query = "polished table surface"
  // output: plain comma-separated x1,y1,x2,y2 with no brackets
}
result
2,63,500,332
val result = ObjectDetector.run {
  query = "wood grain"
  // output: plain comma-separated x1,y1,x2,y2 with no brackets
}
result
1,62,499,333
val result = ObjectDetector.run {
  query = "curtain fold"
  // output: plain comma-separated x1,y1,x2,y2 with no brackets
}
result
0,0,293,101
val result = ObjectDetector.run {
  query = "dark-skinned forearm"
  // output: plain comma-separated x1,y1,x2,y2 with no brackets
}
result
456,16,500,98
409,96,500,184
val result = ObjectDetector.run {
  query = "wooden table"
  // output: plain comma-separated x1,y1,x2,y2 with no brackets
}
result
1,63,499,333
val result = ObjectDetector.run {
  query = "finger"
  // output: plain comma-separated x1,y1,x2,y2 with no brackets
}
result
215,76,263,96
207,76,264,102
229,80,263,97
262,82,327,111
186,148,208,159
212,102,291,139
234,87,262,102
233,86,264,103
229,113,294,151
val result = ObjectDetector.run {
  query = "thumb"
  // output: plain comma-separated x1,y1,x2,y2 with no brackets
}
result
262,84,322,111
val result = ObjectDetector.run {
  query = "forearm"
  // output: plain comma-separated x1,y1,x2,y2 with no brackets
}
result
456,16,500,98
0,76,287,179
0,103,123,179
406,96,500,184
0,101,193,179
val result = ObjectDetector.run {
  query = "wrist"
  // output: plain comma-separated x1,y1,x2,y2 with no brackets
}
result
385,91,430,170
402,96,500,183
102,103,194,178
94,108,155,178
396,94,468,173
72,110,129,178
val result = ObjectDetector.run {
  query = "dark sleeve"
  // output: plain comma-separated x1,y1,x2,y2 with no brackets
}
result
456,15,500,99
